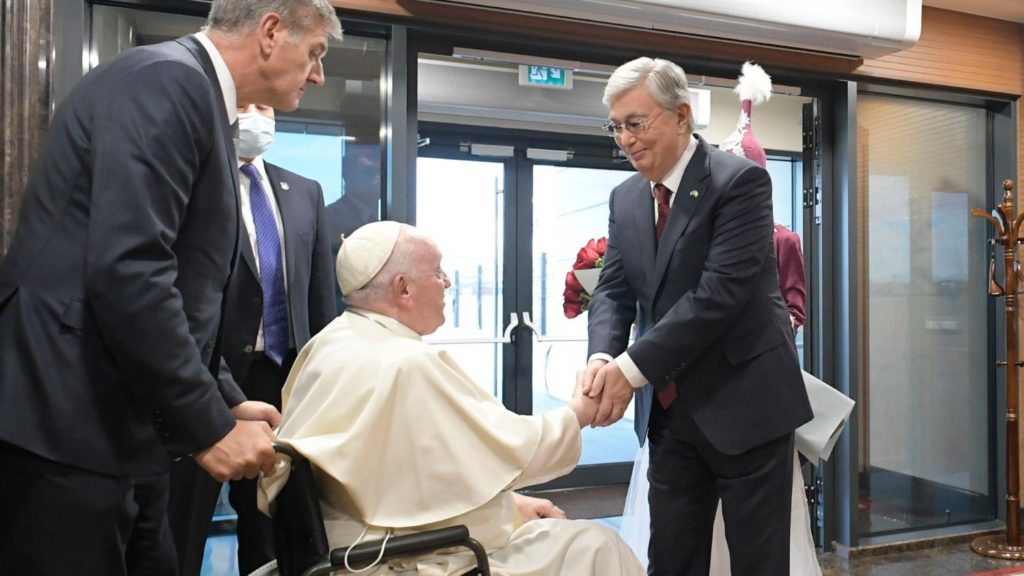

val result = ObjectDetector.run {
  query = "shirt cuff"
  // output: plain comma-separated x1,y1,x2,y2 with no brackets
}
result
587,352,648,388
615,351,648,388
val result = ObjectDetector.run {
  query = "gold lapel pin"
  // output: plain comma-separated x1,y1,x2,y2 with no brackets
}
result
280,182,290,190
689,189,699,198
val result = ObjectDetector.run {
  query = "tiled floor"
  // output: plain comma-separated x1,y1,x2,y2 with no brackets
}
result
200,526,1024,576
818,544,1024,576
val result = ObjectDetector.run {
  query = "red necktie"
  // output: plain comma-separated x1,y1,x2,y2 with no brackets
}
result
653,183,678,409
654,183,672,245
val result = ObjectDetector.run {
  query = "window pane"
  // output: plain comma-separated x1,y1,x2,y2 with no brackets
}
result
766,156,806,367
766,157,800,231
858,93,992,536
417,157,506,400
532,164,636,465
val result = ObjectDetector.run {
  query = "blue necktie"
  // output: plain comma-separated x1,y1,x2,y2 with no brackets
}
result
241,163,288,365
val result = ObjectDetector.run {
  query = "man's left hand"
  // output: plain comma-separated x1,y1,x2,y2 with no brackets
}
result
591,362,634,427
232,400,283,429
513,493,566,522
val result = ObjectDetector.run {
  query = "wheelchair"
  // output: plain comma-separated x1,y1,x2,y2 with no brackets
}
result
269,443,491,576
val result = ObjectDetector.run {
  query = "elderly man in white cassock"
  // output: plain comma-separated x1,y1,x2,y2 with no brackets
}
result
259,221,645,575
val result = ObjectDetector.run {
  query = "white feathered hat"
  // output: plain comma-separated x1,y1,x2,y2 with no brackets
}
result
718,61,772,168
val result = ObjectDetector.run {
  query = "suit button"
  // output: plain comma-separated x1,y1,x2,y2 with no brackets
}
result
252,297,261,306
243,344,254,353
202,341,214,353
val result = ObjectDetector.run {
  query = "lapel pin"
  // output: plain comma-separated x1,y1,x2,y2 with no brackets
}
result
280,182,290,190
689,189,699,198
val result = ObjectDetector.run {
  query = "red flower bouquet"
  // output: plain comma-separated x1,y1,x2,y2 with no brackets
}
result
563,237,607,319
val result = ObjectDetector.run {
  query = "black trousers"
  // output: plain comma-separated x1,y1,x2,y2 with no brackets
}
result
167,351,293,576
0,440,175,576
646,402,794,576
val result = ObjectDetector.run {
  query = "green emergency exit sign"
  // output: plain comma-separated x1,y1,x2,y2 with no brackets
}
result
519,65,573,89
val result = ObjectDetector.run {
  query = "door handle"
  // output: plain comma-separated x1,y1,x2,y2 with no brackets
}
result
519,311,584,343
424,312,519,345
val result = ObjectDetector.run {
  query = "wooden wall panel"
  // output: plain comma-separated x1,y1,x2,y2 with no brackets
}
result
855,8,1022,96
0,0,52,257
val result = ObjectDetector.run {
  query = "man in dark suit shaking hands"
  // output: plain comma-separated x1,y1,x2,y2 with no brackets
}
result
168,103,338,576
582,57,812,576
0,1,343,574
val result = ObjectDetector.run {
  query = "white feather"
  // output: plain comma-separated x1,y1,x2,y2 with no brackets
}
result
733,61,772,105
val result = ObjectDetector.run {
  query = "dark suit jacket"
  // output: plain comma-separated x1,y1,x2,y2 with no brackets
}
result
587,135,812,455
0,35,244,476
220,162,337,387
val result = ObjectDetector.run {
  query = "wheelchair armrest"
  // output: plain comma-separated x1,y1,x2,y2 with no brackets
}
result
329,525,486,569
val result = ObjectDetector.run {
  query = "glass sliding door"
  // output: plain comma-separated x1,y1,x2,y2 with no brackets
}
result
415,127,641,484
531,164,634,466
857,93,994,537
417,156,508,400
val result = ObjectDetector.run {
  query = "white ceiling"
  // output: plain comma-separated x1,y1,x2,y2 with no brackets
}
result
923,0,1024,22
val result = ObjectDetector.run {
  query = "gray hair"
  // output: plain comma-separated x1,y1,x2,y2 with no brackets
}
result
206,0,343,41
344,225,422,308
603,57,694,132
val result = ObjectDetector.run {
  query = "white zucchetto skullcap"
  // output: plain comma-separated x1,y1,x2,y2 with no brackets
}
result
337,220,402,296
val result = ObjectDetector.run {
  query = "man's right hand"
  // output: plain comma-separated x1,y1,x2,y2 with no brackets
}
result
194,420,276,482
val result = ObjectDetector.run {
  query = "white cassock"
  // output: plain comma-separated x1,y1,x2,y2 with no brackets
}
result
260,309,645,576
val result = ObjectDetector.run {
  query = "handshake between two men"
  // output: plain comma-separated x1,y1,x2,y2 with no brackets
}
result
577,358,635,428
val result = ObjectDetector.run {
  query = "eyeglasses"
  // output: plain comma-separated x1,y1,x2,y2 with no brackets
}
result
602,109,665,138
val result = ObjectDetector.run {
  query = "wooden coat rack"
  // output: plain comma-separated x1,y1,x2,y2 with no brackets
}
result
971,179,1024,559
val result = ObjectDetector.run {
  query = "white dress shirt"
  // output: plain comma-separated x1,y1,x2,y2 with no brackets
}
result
193,32,237,126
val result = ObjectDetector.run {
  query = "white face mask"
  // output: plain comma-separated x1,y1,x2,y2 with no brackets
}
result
236,112,276,159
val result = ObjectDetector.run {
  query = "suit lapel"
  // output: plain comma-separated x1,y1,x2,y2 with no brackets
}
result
630,177,657,302
175,36,239,211
652,137,711,291
238,191,259,280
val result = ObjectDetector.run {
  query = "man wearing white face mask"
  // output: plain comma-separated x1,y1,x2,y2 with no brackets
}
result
167,103,337,576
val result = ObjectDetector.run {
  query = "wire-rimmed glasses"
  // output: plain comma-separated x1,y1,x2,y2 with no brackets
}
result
602,109,666,138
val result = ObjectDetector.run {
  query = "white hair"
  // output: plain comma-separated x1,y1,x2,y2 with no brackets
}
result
344,225,424,308
206,0,343,41
603,57,695,132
